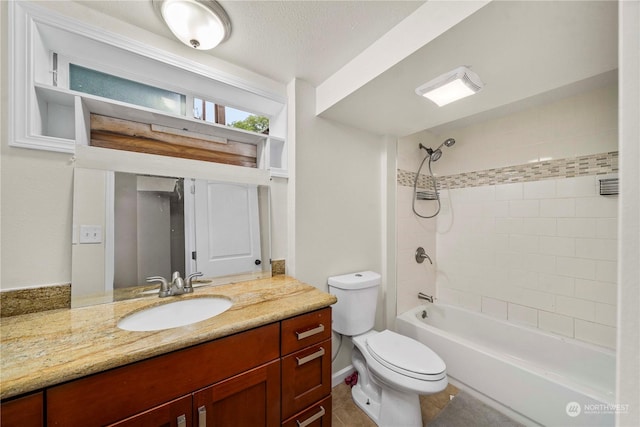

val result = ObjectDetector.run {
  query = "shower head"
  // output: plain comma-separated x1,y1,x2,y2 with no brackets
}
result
418,138,455,162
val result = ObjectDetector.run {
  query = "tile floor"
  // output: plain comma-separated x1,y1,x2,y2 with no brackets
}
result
331,382,460,426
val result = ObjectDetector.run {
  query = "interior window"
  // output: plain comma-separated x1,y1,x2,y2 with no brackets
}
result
194,98,269,134
70,64,186,115
193,98,224,124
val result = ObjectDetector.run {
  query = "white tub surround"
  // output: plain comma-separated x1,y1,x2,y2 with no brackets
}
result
396,304,615,427
396,83,619,349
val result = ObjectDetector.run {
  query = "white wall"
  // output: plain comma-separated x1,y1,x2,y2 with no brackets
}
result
270,177,288,262
431,84,618,176
71,168,107,299
1,1,71,287
0,1,288,291
292,79,386,291
616,0,640,424
290,79,387,371
0,147,74,289
396,83,619,349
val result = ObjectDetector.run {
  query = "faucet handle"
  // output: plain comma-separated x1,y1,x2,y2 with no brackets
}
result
415,247,433,264
146,276,170,296
185,272,204,291
146,276,168,285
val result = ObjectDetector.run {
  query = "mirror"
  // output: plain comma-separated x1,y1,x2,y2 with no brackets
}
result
72,168,271,307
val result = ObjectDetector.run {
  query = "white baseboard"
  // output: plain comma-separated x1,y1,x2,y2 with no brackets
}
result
332,364,355,388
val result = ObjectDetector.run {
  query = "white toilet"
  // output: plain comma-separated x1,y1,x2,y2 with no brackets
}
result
328,271,447,427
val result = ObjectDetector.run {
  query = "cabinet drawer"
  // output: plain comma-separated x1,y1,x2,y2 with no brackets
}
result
282,395,331,427
0,392,44,427
281,338,331,420
281,308,331,355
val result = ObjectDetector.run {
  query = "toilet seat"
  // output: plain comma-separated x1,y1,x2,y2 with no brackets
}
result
366,330,446,381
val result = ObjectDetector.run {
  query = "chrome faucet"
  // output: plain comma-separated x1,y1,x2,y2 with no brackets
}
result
147,271,203,298
418,292,434,303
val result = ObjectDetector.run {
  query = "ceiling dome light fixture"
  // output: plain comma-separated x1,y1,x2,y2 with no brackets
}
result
153,0,231,50
415,66,484,107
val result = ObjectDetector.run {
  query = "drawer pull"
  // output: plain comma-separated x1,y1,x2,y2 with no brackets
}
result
177,415,186,427
198,405,207,427
296,347,325,366
296,324,325,340
296,406,326,427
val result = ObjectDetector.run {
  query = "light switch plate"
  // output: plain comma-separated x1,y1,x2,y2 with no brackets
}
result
79,225,103,244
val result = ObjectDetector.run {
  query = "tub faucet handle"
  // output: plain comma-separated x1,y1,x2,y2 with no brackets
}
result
415,247,433,264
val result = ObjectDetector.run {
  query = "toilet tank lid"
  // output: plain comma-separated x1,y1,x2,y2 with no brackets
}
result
328,271,381,290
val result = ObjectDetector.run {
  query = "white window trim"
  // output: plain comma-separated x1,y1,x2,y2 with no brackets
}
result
8,1,286,155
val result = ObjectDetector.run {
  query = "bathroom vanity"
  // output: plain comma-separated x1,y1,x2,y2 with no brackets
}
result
0,276,335,427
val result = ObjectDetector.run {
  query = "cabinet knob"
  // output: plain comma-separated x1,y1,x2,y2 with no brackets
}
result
296,406,325,427
177,414,186,427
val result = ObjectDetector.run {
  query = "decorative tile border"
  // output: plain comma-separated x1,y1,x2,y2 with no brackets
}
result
398,151,618,190
398,169,437,190
1,284,71,317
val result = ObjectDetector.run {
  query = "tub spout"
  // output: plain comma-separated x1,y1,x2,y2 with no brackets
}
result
418,292,434,303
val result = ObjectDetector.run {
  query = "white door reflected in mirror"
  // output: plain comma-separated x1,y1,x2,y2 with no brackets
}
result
71,169,271,307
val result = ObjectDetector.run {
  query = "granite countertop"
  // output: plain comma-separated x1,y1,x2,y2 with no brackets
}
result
0,276,337,400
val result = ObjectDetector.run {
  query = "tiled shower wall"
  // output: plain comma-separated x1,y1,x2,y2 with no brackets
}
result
396,83,618,349
437,163,617,348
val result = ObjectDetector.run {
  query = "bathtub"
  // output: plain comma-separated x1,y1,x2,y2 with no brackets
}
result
396,304,616,427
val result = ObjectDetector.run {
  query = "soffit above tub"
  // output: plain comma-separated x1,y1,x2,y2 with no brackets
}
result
318,0,619,137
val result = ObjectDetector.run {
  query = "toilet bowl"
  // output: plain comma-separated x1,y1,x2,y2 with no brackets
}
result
328,271,447,427
350,330,447,426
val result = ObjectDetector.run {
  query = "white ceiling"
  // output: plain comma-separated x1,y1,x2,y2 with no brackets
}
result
319,0,619,136
74,0,423,86
73,0,618,138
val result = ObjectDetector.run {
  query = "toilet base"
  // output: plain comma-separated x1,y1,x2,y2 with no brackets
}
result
351,343,423,427
351,331,447,427
351,381,422,427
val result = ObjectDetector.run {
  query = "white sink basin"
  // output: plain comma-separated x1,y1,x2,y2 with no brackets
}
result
118,297,232,331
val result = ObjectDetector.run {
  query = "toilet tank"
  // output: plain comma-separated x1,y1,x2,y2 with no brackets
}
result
328,271,381,336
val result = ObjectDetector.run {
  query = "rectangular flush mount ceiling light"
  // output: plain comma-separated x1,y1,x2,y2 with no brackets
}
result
415,66,484,107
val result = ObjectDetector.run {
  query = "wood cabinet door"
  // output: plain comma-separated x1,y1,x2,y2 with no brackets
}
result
47,324,279,426
106,395,192,427
193,360,280,427
0,392,43,427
